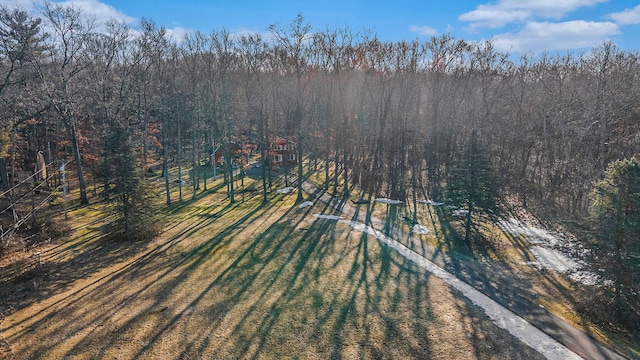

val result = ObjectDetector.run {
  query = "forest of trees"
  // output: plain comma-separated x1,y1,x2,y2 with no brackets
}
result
1,3,639,335
2,5,639,215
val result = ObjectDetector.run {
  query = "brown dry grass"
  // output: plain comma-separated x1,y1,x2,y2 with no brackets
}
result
0,174,545,359
306,163,640,358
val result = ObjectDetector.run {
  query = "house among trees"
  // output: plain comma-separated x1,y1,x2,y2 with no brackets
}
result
211,142,257,166
212,143,242,165
270,136,297,166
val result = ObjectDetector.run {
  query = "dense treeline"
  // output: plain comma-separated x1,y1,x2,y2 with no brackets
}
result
3,5,639,216
1,3,639,335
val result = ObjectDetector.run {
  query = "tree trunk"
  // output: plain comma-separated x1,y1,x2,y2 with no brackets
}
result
333,146,340,194
228,160,235,204
192,127,197,200
324,144,330,191
342,117,349,197
224,145,235,204
70,122,89,205
142,116,148,180
178,121,183,202
211,128,217,181
200,132,206,191
261,116,269,204
262,155,268,203
296,135,304,203
163,148,170,205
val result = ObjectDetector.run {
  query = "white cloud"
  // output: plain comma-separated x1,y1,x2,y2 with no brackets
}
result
497,0,608,18
459,7,530,28
606,4,640,25
1,0,194,43
57,0,135,24
459,0,609,28
63,0,194,44
491,20,620,53
0,0,37,11
0,0,135,28
165,25,192,42
409,25,437,36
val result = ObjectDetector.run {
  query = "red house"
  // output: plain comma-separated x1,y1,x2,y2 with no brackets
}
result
270,136,297,166
212,143,242,165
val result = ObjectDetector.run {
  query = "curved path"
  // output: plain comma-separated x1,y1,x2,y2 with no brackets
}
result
301,182,627,360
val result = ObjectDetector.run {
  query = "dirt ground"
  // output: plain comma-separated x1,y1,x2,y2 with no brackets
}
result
0,186,546,359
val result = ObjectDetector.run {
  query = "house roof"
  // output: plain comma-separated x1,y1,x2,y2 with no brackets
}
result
272,137,297,145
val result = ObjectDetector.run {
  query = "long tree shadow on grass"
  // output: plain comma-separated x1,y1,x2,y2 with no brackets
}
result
354,200,492,357
170,193,431,358
310,186,621,358
126,208,300,358
99,184,318,357
495,222,622,359
0,220,147,321
4,183,551,359
141,196,332,358
208,202,345,358
202,199,436,359
164,181,228,216
430,207,539,318
3,185,279,357
340,200,536,355
426,205,620,359
341,197,547,358
1,181,248,332
305,195,467,357
271,197,541,358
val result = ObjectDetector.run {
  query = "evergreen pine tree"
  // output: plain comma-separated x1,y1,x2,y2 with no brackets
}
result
446,129,500,249
101,128,162,241
590,157,640,330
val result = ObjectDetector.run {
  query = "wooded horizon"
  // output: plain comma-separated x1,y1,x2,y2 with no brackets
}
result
2,6,637,216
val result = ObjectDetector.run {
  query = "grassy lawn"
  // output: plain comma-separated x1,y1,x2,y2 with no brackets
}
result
0,173,545,359
302,160,640,358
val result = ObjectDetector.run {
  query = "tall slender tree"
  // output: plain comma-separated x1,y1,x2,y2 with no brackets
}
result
269,14,312,203
35,2,96,205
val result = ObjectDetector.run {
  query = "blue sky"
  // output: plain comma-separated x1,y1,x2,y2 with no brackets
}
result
3,0,640,54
